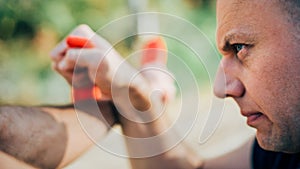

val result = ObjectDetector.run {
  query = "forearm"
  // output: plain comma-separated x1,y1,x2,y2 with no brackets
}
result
0,151,38,169
0,105,67,169
120,114,203,169
116,87,203,169
43,100,117,168
0,100,116,169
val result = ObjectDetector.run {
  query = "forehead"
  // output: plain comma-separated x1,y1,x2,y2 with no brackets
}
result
216,0,286,46
216,0,276,23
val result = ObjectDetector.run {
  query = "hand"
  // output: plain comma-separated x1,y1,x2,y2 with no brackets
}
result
50,24,145,103
51,24,175,114
140,37,176,103
50,24,113,90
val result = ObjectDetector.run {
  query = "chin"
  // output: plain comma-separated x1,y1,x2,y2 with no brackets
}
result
256,132,300,153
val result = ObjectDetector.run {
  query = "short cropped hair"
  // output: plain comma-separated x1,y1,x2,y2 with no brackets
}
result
277,0,300,37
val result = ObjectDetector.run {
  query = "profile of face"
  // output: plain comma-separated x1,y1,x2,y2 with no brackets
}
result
214,0,300,153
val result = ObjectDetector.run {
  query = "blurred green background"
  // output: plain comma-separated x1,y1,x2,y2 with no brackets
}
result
0,0,218,105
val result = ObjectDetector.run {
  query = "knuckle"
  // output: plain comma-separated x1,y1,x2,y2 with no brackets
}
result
72,24,94,37
77,24,90,30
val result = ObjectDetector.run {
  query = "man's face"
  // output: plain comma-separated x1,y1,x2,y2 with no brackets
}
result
214,0,300,153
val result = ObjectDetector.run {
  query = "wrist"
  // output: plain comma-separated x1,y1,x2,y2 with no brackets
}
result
113,81,168,126
72,85,101,103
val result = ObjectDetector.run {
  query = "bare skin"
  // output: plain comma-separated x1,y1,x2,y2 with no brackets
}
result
0,101,116,169
0,24,176,169
125,1,299,168
113,0,299,168
51,25,202,169
0,106,67,169
2,0,298,168
214,0,300,153
52,0,299,168
0,24,120,169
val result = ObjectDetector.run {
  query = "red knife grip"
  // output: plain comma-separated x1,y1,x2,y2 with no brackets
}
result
66,36,95,48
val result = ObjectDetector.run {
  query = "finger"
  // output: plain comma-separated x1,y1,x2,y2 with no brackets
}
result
61,48,105,72
51,62,61,72
142,67,176,102
139,36,175,102
64,38,95,74
68,24,114,55
58,50,78,71
141,36,168,66
71,25,113,50
50,24,95,62
71,24,95,38
140,37,171,95
52,62,73,84
50,40,68,63
69,24,109,50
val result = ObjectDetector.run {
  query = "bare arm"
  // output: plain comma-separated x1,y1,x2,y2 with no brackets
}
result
120,97,254,169
0,151,38,169
51,25,254,169
0,100,116,169
119,109,204,169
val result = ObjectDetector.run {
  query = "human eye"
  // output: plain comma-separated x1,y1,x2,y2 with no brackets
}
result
232,44,246,54
231,43,250,61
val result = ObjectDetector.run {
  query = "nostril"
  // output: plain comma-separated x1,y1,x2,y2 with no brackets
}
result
214,60,245,99
225,79,245,98
225,89,245,98
225,94,236,98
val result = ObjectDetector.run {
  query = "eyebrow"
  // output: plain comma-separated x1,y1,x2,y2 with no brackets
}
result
221,31,257,51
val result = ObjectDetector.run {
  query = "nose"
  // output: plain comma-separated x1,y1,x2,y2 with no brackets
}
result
213,60,245,98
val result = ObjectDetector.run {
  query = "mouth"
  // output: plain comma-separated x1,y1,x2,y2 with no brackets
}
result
241,111,264,127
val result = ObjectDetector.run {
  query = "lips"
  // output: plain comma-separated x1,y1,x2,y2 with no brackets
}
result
241,111,264,127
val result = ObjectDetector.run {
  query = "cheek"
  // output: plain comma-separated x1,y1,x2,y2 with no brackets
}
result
242,54,297,120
